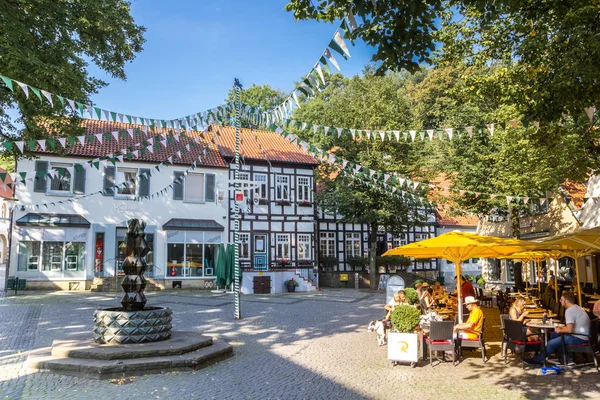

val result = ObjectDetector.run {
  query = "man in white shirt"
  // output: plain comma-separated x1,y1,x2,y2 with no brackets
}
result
533,292,590,364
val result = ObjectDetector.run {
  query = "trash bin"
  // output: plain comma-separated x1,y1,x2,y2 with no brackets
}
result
7,276,15,290
17,279,26,290
386,276,405,304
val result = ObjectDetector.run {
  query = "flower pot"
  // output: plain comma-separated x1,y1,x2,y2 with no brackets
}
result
286,284,296,292
387,331,423,363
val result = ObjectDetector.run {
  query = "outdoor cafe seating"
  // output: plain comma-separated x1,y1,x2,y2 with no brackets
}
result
425,320,456,367
559,318,599,371
455,317,487,363
504,319,543,369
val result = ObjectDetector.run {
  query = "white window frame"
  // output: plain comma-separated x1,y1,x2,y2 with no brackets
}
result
415,233,429,242
254,173,267,201
297,234,311,260
46,162,74,196
239,233,250,259
115,167,139,199
239,172,251,203
276,175,289,201
276,234,290,259
392,233,407,248
345,232,361,257
297,176,311,202
320,232,335,257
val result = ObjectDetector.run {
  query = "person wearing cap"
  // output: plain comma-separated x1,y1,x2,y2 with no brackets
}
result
453,296,484,339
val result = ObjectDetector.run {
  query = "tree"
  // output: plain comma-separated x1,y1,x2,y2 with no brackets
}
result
285,0,600,123
0,0,146,145
225,83,287,128
291,70,429,289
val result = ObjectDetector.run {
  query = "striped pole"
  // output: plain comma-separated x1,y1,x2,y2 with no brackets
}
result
233,78,242,319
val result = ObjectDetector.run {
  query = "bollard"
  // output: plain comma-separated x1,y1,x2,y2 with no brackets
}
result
355,273,359,289
14,277,19,295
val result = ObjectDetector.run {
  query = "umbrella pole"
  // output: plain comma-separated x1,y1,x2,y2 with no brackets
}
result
554,259,559,303
456,262,463,322
574,257,583,306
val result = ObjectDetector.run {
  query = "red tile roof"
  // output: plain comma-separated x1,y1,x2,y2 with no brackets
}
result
561,180,586,209
436,210,479,227
214,125,318,165
35,119,226,168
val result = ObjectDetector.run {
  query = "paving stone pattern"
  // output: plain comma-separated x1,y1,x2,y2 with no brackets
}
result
0,289,599,400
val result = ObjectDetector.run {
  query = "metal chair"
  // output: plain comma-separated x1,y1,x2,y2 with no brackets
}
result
499,314,511,357
497,291,508,314
477,287,493,308
560,318,599,371
504,319,543,369
425,321,456,367
456,317,487,363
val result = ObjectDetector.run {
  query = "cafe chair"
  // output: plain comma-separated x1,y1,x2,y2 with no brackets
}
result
425,321,456,367
504,319,543,369
456,317,487,363
477,287,493,308
499,314,511,357
560,318,599,371
497,291,508,314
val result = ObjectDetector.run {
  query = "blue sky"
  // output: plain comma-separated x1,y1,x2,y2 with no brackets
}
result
88,0,376,120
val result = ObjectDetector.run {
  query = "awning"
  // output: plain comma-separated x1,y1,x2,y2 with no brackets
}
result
162,218,224,231
16,213,91,228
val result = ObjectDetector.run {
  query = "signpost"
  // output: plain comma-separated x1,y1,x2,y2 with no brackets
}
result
233,78,242,320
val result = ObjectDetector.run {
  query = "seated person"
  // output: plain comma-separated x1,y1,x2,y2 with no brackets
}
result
509,297,539,341
594,300,600,319
545,279,556,296
433,281,445,296
533,292,590,364
453,296,484,339
422,287,435,312
415,283,423,299
385,290,409,320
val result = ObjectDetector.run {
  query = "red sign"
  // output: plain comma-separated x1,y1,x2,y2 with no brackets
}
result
235,191,244,202
94,236,104,273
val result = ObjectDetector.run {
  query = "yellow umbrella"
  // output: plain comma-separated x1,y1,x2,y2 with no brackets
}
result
498,250,562,300
537,226,600,306
383,231,540,321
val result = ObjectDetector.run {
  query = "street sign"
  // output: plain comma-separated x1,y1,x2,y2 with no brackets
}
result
235,191,244,202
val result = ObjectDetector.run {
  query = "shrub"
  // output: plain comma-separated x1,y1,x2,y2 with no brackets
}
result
403,288,419,305
319,256,338,269
464,274,474,282
475,274,485,286
412,279,424,289
377,255,412,267
346,256,368,270
390,305,422,333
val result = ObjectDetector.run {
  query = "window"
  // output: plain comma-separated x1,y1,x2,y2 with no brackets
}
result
345,232,361,257
506,259,515,282
239,233,250,259
254,174,267,200
297,177,311,202
488,258,501,281
17,240,85,272
392,233,407,248
2,203,7,219
415,233,429,241
239,172,251,202
166,231,221,277
298,234,311,260
117,230,154,276
18,242,40,271
276,234,290,259
183,173,216,202
47,163,73,194
276,175,289,200
320,232,335,257
65,242,85,270
116,167,138,197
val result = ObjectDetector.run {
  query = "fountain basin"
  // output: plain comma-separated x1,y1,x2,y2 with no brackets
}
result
93,306,172,344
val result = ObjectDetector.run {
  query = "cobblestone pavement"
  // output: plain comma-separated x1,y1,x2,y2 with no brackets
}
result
0,289,599,400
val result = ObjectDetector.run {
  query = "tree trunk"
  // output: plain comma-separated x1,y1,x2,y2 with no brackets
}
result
510,206,520,239
369,224,378,290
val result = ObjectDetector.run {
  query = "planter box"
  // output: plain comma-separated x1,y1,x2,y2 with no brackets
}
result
387,332,423,363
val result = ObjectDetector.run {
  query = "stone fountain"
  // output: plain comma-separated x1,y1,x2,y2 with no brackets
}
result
93,219,172,344
26,219,232,379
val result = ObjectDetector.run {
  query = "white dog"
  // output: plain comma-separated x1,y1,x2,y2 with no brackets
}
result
367,320,387,346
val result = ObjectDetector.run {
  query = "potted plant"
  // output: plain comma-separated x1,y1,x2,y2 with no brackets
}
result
298,258,312,267
319,256,338,271
297,199,312,207
276,199,291,206
257,197,269,205
278,258,290,268
388,305,423,365
402,288,419,305
284,278,299,292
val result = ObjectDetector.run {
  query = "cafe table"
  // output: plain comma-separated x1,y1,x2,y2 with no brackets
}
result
526,319,565,367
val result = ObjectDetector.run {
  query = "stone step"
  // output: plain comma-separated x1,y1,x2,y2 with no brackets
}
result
51,331,213,360
26,331,232,380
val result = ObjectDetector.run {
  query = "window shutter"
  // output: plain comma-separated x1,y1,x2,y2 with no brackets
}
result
138,169,151,197
33,161,48,193
205,173,215,202
173,171,184,200
73,164,86,195
103,166,115,196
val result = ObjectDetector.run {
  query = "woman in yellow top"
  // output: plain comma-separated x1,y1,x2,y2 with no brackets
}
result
453,296,484,339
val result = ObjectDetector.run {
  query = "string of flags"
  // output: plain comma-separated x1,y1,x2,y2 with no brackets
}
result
1,127,207,188
0,72,256,141
269,123,556,208
251,19,355,127
283,107,598,142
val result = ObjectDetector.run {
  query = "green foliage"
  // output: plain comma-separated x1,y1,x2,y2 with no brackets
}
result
464,274,474,282
377,255,411,267
412,279,424,289
390,305,422,333
226,84,287,128
346,256,367,270
284,278,299,287
319,256,339,269
475,274,485,286
403,288,419,305
0,0,146,143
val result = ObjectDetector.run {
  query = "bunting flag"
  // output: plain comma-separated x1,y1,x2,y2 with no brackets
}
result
267,123,556,210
